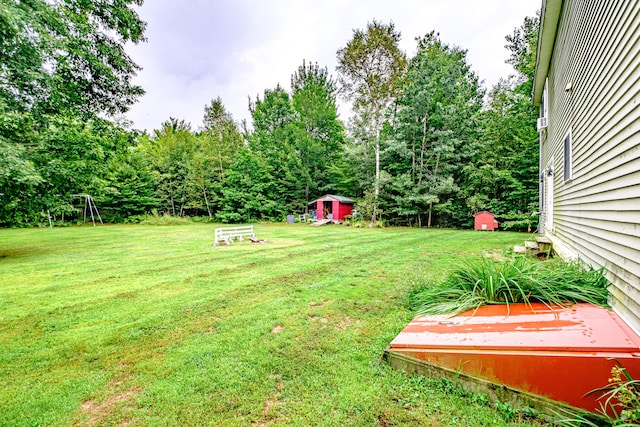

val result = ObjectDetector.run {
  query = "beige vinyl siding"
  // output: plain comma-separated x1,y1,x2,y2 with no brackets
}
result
541,0,640,330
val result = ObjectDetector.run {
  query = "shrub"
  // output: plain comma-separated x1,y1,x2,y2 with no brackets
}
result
410,256,609,316
497,212,537,232
138,213,192,226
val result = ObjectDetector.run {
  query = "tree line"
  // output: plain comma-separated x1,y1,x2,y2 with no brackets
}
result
0,1,539,230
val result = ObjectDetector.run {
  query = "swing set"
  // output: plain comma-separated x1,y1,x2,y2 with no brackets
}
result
72,194,103,226
46,194,103,228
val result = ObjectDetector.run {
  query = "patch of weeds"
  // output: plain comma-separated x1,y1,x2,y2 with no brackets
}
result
410,256,609,316
343,215,366,228
552,412,609,427
520,406,540,420
138,212,193,226
555,364,640,426
495,401,517,422
427,377,540,422
494,402,541,423
431,378,489,406
601,365,640,424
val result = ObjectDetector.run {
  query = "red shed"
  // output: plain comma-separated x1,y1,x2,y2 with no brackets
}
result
311,195,354,222
474,211,499,231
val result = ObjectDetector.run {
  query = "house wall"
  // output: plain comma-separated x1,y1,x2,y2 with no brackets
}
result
539,0,640,331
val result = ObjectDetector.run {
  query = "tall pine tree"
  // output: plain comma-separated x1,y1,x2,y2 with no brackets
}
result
291,60,346,206
390,32,483,227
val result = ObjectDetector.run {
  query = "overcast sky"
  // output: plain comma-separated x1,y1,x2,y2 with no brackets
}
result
124,0,541,133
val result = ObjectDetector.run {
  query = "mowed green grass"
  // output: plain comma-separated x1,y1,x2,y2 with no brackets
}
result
0,223,542,426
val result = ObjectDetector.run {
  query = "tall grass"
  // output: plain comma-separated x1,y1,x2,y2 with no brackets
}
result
411,256,610,316
138,212,194,225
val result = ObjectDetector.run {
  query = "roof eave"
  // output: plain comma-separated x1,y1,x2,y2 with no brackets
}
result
532,0,563,106
308,194,355,204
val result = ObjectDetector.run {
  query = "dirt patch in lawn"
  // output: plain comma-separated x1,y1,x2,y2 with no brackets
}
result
253,379,285,426
80,377,142,426
483,249,507,261
308,298,331,309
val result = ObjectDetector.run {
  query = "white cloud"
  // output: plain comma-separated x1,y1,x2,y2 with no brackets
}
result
125,0,541,132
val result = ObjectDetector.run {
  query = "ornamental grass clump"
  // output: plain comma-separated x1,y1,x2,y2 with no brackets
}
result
411,256,609,316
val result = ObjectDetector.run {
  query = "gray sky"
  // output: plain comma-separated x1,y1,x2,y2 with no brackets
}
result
125,0,540,133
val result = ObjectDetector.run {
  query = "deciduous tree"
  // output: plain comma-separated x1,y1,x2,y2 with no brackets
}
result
141,119,197,216
0,0,146,226
336,20,407,223
0,0,145,118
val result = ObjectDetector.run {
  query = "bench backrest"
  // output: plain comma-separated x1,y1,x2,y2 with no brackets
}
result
214,225,254,239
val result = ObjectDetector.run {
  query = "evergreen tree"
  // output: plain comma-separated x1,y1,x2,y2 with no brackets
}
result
248,86,306,217
100,146,159,222
462,13,540,231
198,98,244,217
291,60,346,205
217,149,278,223
141,119,198,216
390,32,483,227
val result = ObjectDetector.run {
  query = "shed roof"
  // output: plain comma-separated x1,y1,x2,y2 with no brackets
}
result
309,194,355,204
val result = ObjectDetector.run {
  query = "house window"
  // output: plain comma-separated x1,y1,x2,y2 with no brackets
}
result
563,130,572,181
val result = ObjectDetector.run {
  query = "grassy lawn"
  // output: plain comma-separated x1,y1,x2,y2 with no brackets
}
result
0,223,543,426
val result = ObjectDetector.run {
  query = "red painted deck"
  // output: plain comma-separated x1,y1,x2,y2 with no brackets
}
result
388,303,640,413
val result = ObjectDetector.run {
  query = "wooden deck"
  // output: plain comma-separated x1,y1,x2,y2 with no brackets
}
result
385,303,640,416
310,219,332,226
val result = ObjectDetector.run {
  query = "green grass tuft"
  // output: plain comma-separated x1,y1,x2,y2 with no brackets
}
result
411,256,610,316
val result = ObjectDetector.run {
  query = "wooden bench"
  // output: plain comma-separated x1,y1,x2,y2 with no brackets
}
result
213,225,255,246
